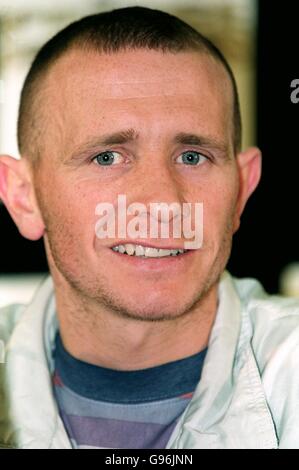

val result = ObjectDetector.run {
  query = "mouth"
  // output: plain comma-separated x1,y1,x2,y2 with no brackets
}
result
110,243,189,258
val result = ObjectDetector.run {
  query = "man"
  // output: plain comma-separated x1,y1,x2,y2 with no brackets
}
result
0,6,298,449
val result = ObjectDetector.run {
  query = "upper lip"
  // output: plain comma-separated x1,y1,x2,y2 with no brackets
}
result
109,240,189,250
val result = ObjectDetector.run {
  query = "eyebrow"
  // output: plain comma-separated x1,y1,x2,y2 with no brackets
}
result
68,128,138,160
173,132,228,152
67,128,229,162
96,128,139,146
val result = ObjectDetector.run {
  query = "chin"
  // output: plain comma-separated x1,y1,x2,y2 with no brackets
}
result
104,289,200,323
115,305,188,323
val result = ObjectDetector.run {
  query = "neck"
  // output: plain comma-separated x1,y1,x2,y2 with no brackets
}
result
53,277,218,371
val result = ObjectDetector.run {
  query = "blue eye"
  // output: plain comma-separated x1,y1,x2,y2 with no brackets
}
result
93,151,122,166
178,151,207,165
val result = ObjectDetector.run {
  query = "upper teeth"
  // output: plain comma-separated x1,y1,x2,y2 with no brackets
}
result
111,244,187,257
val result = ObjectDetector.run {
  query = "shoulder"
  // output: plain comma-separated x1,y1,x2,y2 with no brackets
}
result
230,275,299,447
0,274,53,343
231,273,299,370
0,303,27,342
227,273,299,364
233,274,299,324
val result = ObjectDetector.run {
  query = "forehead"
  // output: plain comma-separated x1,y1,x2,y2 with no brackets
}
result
44,48,234,153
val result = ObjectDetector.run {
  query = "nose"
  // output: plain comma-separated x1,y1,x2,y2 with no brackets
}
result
120,158,193,244
125,158,188,226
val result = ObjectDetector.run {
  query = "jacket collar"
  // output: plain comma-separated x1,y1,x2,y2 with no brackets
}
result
0,275,71,448
167,271,278,449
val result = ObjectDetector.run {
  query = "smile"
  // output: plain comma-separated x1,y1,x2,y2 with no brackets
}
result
110,244,189,258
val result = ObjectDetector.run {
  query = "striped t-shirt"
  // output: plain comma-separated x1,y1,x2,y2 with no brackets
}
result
52,333,207,449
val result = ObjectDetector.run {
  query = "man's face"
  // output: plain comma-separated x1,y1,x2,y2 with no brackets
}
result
33,48,241,320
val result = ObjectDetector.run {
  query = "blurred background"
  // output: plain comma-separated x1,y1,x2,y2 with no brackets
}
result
0,0,298,306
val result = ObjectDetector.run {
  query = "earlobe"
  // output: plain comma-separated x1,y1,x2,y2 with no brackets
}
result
233,147,262,232
0,154,45,240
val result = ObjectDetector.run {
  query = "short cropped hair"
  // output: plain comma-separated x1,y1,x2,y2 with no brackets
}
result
17,6,242,162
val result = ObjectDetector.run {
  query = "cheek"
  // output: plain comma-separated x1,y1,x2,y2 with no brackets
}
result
36,175,97,249
39,175,125,261
200,179,239,243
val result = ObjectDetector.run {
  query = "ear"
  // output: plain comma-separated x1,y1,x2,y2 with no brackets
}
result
233,146,262,232
0,155,45,240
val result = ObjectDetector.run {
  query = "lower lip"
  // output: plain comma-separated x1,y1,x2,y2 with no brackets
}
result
108,248,195,271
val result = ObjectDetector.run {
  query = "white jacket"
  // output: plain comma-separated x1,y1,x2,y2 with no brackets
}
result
0,271,299,449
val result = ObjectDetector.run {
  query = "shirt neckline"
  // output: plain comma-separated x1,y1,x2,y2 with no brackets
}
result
53,332,208,403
